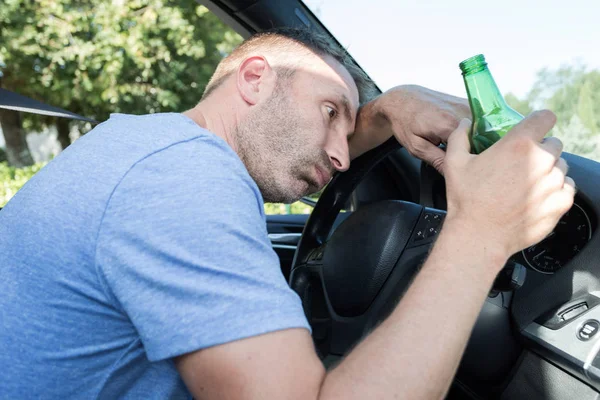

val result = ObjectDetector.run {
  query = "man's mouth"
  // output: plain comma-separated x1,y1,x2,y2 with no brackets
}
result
314,165,330,189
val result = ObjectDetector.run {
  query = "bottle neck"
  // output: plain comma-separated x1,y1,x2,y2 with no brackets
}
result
463,67,506,117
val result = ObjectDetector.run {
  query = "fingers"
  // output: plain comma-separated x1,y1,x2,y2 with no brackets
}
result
506,110,557,142
564,176,577,197
427,146,447,175
504,128,563,175
555,157,569,176
537,174,576,236
542,182,576,220
446,118,472,158
408,136,447,174
430,109,462,143
538,136,564,163
538,158,569,195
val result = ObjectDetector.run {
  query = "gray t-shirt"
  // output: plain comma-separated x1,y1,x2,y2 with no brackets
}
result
0,113,310,399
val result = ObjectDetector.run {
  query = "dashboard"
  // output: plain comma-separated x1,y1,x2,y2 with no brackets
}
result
418,151,600,398
421,158,598,278
510,199,597,275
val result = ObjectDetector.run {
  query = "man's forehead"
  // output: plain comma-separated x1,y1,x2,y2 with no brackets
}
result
298,52,360,112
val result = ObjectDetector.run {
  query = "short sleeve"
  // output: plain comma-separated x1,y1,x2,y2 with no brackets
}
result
95,136,310,362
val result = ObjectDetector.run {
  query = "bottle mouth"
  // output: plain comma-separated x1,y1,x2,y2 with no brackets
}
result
459,54,487,76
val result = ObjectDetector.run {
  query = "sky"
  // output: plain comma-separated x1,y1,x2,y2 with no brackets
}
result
303,0,600,99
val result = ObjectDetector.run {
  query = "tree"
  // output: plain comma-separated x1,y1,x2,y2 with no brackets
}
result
503,65,600,162
552,115,600,160
0,109,35,167
0,0,242,165
504,92,532,116
577,78,599,133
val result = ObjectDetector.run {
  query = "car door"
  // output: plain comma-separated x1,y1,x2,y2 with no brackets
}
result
266,212,310,280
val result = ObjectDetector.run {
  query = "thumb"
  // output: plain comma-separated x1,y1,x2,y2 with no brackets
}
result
446,118,472,158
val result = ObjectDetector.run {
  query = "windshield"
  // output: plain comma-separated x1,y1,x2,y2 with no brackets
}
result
304,0,600,161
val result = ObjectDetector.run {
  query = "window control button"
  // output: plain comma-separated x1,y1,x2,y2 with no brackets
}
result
578,320,600,341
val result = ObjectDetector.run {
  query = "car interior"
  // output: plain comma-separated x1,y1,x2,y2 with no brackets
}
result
3,1,600,399
201,1,600,399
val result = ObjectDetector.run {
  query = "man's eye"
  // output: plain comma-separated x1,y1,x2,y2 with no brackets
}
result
326,106,337,120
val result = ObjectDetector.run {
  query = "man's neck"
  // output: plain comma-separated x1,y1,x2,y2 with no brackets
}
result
183,101,240,154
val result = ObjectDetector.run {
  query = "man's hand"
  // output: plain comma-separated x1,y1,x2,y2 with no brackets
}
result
350,85,470,173
445,110,576,260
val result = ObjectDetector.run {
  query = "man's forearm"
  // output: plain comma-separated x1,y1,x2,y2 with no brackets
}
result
318,217,507,400
349,95,393,160
348,85,470,175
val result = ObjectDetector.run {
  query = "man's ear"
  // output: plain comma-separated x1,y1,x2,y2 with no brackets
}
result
236,56,274,105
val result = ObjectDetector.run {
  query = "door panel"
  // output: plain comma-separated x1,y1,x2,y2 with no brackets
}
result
267,214,310,280
266,213,309,234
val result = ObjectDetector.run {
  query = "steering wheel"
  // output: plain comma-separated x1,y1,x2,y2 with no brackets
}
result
290,137,600,398
289,138,449,358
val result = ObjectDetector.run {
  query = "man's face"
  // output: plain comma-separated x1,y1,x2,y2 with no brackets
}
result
235,54,360,203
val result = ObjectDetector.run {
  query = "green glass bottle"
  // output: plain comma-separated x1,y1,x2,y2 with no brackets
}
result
459,54,523,154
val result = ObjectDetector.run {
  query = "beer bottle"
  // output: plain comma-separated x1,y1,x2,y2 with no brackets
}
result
460,54,523,154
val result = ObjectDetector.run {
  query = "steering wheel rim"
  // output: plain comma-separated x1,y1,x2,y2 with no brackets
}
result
289,138,451,358
291,137,401,268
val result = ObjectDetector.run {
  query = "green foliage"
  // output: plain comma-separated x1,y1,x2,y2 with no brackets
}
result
0,0,243,132
264,202,314,215
577,80,599,133
552,115,600,160
504,92,532,116
505,65,600,161
263,187,326,215
0,161,46,207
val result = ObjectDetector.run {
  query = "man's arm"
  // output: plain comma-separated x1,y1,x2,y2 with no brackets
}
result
349,85,470,173
320,217,505,399
175,111,575,399
176,219,504,400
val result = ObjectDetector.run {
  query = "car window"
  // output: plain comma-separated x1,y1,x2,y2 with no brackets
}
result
264,201,314,215
305,0,600,161
0,1,242,207
264,189,322,216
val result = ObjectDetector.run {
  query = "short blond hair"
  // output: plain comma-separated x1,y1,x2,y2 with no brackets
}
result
201,27,377,105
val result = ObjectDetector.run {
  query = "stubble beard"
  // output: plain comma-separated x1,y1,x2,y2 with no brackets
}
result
234,88,326,203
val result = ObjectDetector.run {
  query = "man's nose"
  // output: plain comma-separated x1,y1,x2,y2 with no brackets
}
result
325,135,350,172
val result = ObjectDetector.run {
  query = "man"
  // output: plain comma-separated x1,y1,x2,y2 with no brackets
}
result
0,28,574,399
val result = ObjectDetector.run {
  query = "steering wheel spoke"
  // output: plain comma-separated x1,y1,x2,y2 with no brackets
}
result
288,136,457,358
